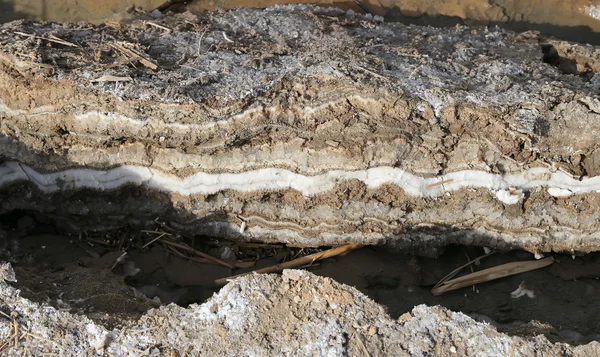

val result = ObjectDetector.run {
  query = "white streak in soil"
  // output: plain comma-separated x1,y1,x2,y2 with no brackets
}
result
547,187,574,198
2,162,600,203
1,95,369,133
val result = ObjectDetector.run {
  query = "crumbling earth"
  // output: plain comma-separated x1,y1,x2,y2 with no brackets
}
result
1,266,600,356
0,5,600,254
1,5,600,355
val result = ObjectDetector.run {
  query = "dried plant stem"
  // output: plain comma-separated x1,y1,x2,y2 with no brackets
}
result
215,243,361,285
432,257,554,296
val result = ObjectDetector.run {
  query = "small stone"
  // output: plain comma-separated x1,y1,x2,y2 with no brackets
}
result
123,261,141,277
218,246,236,260
398,312,412,323
367,325,377,336
150,9,163,18
0,262,16,282
282,270,302,282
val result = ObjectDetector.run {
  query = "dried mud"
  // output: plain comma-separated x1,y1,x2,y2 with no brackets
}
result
1,6,600,253
2,5,600,356
2,217,600,355
5,221,600,345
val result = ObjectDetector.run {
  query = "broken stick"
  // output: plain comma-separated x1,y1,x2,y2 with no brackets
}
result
431,256,554,296
15,32,78,48
215,243,361,285
153,0,192,12
160,240,235,269
110,42,158,70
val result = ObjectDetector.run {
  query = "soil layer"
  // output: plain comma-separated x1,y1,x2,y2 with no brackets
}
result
1,6,600,252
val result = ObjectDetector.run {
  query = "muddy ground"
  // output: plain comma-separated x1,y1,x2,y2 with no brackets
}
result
3,215,600,347
2,253,600,355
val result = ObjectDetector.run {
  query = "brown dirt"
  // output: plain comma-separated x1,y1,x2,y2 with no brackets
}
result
3,217,600,346
1,5,600,356
8,264,596,356
0,7,599,252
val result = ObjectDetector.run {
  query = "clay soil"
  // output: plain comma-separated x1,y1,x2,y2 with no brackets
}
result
2,212,600,346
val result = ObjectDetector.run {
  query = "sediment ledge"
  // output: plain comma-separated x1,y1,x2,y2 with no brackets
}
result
1,5,599,252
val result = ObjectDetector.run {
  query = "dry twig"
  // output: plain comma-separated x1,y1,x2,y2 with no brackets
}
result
196,30,207,57
91,75,132,83
145,21,172,33
222,31,234,43
186,255,255,269
425,178,455,189
153,0,192,12
432,256,554,296
164,245,220,265
141,232,168,249
353,332,371,357
15,31,78,48
354,65,389,81
160,240,234,269
216,244,362,285
110,42,158,70
116,231,128,252
109,252,128,271
0,311,59,354
236,242,284,249
83,237,114,247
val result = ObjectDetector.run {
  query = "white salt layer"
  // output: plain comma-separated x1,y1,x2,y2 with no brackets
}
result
2,163,600,205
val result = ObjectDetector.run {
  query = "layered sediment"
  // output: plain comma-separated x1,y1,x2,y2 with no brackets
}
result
1,6,599,253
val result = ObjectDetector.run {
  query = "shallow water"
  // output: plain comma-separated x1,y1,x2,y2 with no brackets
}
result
0,0,599,44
